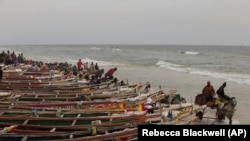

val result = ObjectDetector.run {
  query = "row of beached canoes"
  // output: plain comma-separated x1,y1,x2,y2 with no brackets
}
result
0,64,196,141
0,66,137,141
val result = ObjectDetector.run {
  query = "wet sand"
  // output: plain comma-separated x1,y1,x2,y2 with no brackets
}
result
110,65,250,124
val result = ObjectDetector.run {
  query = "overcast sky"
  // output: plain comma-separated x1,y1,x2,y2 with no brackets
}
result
0,0,250,45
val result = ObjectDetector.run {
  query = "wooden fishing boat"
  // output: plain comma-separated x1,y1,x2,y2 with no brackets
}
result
0,92,11,101
52,128,138,141
0,99,139,115
2,69,24,79
0,81,50,89
0,63,181,141
3,68,63,82
0,113,154,126
0,80,115,95
0,104,162,124
0,125,138,141
0,88,175,113
10,92,138,102
0,111,154,140
0,109,111,118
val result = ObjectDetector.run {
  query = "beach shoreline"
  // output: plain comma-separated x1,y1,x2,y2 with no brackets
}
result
112,65,250,124
1,45,249,124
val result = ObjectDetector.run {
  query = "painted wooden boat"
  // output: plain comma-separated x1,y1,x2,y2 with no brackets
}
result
52,128,138,141
0,112,154,140
0,125,137,141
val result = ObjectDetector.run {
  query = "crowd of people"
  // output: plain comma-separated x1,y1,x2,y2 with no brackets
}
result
73,59,118,85
0,49,120,86
0,50,26,66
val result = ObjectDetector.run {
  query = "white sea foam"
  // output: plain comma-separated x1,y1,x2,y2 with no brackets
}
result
67,58,126,67
91,47,102,50
182,51,199,55
156,60,250,85
112,48,122,52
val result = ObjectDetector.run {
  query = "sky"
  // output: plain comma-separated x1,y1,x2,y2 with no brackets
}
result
0,0,250,46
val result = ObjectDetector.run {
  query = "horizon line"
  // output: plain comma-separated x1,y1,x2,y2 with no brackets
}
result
0,43,248,47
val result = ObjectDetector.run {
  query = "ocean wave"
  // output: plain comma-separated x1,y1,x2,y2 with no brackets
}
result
68,58,126,67
90,47,102,50
156,60,250,85
156,60,186,72
104,47,122,52
181,51,199,55
0,47,9,51
112,48,122,52
190,70,250,85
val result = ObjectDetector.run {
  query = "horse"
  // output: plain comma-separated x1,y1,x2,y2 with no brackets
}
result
216,97,237,125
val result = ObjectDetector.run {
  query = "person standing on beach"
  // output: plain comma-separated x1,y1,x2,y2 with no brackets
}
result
145,95,154,113
95,63,99,70
77,59,83,71
0,66,3,82
72,65,77,76
90,62,94,71
105,67,117,80
202,81,215,102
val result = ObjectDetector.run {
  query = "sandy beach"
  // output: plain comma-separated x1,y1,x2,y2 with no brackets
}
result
113,65,250,124
1,45,249,125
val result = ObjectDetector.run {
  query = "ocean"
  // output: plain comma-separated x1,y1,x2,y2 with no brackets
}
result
1,44,250,124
